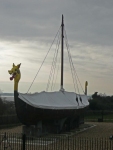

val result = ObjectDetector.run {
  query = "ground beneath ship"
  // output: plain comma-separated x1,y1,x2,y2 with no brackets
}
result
0,122,113,138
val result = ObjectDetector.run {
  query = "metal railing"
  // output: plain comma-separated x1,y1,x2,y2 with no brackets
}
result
0,132,113,150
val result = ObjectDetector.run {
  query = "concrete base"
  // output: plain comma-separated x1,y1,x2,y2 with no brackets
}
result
22,117,84,137
22,121,43,137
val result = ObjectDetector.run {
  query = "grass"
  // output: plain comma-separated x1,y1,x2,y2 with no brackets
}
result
85,112,113,122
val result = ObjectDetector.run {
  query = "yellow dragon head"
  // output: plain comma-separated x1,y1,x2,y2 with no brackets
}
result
8,63,21,81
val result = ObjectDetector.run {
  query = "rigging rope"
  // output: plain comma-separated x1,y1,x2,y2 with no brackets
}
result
27,26,61,93
64,37,77,93
52,57,60,91
51,34,60,91
46,30,60,91
64,28,85,105
64,28,85,95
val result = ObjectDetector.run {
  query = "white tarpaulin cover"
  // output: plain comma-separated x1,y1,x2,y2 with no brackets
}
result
18,91,89,110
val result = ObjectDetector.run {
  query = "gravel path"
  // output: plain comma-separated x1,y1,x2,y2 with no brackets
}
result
0,125,22,133
76,122,113,138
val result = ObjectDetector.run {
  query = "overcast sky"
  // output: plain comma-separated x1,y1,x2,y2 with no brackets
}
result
0,0,113,95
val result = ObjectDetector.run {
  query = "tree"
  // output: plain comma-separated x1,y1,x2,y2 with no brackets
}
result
92,92,98,99
0,96,4,115
89,92,113,110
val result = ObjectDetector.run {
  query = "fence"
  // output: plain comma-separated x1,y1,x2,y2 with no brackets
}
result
0,132,113,150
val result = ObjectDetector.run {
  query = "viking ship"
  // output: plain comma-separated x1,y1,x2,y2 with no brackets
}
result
8,15,89,132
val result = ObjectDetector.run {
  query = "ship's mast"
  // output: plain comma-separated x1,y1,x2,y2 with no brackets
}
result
60,15,64,91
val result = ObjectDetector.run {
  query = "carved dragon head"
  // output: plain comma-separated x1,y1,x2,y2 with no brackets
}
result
8,63,21,81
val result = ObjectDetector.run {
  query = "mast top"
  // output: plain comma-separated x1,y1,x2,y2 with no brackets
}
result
61,15,64,26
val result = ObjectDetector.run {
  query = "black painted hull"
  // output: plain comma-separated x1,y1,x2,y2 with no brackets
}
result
14,91,87,125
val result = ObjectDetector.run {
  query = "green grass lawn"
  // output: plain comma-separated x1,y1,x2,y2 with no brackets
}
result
85,112,113,122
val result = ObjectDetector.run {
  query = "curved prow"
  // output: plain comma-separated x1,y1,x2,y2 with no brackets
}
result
8,63,22,124
85,81,88,95
8,63,21,92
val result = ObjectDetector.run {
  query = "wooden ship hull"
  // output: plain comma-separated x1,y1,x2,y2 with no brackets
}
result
14,91,88,127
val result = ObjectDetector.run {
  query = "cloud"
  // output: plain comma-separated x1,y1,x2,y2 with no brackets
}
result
0,0,113,95
0,0,113,46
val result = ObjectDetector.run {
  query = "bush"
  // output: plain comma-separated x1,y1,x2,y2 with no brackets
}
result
0,95,16,115
89,92,113,111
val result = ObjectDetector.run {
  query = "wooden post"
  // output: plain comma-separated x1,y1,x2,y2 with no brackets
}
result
22,134,26,150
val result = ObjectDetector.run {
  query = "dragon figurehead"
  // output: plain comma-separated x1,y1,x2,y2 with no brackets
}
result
8,63,21,91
